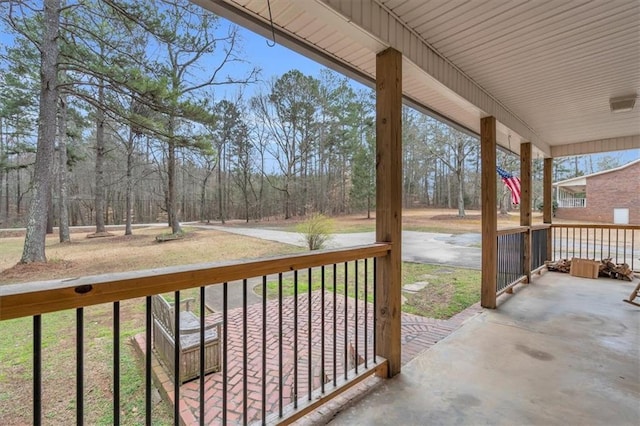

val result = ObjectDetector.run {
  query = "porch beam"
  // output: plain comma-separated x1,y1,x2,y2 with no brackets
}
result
543,158,553,259
481,116,497,309
520,142,532,282
375,47,402,377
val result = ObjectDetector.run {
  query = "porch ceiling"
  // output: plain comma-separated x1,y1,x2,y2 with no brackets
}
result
197,0,640,158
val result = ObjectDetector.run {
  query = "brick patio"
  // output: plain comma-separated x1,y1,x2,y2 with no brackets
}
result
134,292,481,425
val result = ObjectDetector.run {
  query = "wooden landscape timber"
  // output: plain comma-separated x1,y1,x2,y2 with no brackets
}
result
546,258,635,281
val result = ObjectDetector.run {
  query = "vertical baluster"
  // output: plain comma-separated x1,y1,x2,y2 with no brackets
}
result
293,271,298,408
262,276,267,425
145,297,152,426
344,261,348,380
579,228,583,258
223,283,228,424
34,315,42,426
77,308,84,425
243,279,248,425
199,287,205,426
586,227,590,258
333,264,337,387
174,291,180,426
616,229,620,263
600,228,604,261
631,231,635,271
608,228,612,258
364,259,369,368
321,266,326,394
623,229,627,266
354,260,359,374
558,227,562,260
308,268,312,401
114,302,120,426
278,273,283,418
373,258,377,365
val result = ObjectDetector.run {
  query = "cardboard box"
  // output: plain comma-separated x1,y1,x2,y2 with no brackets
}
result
570,258,600,279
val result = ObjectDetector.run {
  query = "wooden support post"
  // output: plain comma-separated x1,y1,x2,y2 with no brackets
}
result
481,117,497,309
375,48,402,377
543,158,553,260
520,142,532,283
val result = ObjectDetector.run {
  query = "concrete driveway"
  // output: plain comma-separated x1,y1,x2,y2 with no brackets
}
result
207,226,482,269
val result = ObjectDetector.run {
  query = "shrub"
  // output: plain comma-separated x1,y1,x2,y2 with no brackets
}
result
296,214,334,250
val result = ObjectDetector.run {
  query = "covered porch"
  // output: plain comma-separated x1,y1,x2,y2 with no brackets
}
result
330,271,640,425
1,0,639,424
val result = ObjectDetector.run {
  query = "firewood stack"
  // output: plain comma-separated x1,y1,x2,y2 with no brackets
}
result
546,258,635,281
599,258,635,281
546,258,572,273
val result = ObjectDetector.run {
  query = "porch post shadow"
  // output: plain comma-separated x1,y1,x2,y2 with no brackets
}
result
520,142,532,282
481,116,497,308
543,157,553,259
375,47,402,377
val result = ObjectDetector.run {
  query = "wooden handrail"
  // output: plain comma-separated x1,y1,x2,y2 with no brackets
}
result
530,224,551,231
0,243,392,321
496,226,528,236
551,224,640,230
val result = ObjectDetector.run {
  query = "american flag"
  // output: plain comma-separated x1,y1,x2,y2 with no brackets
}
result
497,166,521,205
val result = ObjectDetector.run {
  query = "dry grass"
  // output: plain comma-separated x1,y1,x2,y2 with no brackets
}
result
0,226,301,284
231,208,545,234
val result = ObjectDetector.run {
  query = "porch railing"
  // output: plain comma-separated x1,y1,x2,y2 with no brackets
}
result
531,225,550,272
557,198,586,208
495,224,550,295
494,223,638,300
496,227,526,294
0,243,391,425
551,224,639,271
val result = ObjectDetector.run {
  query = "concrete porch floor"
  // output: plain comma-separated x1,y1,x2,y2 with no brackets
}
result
329,272,640,425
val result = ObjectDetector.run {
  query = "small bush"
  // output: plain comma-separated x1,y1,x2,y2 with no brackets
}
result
297,214,334,250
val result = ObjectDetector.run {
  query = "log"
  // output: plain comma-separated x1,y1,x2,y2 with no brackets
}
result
546,258,572,273
599,258,634,281
546,258,634,281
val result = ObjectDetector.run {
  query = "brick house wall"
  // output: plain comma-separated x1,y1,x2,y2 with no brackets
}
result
555,161,640,224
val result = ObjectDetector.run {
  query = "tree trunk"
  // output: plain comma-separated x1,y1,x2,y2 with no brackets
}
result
244,172,249,223
46,189,54,234
446,174,452,209
457,172,465,218
94,83,106,233
217,148,224,223
58,93,70,242
457,142,465,218
500,191,509,215
124,130,134,236
199,176,208,222
21,0,60,263
167,118,181,234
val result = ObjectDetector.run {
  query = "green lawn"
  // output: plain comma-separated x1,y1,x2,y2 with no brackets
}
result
256,262,481,319
0,301,173,425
